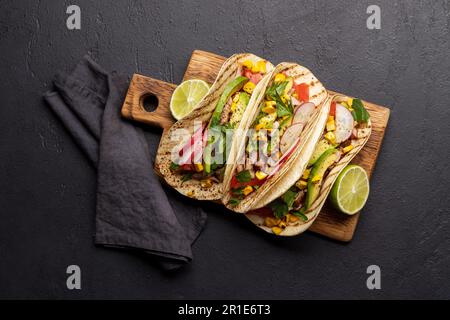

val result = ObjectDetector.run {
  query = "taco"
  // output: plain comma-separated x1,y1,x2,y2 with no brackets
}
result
246,95,372,236
222,63,329,213
155,53,274,200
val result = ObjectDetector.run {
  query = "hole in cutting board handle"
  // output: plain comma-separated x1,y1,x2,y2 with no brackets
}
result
141,94,159,113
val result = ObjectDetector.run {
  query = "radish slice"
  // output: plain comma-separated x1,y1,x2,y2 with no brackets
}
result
335,104,354,143
267,138,301,178
279,123,304,154
293,102,315,126
291,96,301,106
178,125,205,164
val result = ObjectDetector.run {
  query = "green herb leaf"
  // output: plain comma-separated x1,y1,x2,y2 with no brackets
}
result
281,189,297,209
170,162,180,171
276,100,292,118
292,209,308,222
351,99,370,123
181,173,192,183
235,170,252,183
229,198,241,206
270,200,289,219
231,186,244,195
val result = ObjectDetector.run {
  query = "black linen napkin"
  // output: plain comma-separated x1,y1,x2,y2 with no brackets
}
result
44,56,207,270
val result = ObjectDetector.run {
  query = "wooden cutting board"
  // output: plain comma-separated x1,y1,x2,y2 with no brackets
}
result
121,50,390,242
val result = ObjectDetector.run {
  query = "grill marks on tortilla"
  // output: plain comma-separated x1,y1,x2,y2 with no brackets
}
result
224,62,329,213
155,53,263,200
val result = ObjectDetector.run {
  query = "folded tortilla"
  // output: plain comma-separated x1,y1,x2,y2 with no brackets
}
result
155,53,274,200
222,63,329,212
246,94,372,236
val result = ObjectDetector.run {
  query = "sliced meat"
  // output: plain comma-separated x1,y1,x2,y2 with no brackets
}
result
293,191,305,209
220,97,233,125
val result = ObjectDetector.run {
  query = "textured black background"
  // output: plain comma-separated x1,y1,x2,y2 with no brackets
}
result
1,0,450,299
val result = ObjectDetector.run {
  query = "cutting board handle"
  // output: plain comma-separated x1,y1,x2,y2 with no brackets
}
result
121,74,176,130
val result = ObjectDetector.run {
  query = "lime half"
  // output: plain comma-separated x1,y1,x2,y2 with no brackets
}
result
330,165,370,215
170,79,209,120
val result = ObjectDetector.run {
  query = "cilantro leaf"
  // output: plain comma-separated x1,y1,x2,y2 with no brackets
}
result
229,198,241,206
231,186,244,195
351,99,370,123
281,189,297,209
181,173,192,183
170,162,180,171
276,100,292,118
269,200,289,219
235,170,252,183
292,209,308,222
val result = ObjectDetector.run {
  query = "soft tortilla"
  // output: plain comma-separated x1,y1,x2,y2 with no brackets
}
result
246,94,372,236
222,62,329,212
155,53,273,200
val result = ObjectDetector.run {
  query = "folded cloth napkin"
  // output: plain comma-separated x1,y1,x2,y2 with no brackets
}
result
44,56,207,270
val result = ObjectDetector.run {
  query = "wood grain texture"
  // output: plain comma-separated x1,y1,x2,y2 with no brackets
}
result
121,74,176,130
121,50,390,242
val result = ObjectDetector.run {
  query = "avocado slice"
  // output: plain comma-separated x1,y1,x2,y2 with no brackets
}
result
308,139,334,166
203,126,223,174
305,148,339,209
209,76,249,127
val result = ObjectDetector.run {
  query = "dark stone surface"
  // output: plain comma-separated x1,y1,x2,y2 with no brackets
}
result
1,0,449,299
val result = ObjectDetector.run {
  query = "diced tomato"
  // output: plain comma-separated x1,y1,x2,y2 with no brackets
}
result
247,178,265,186
244,68,253,79
330,102,336,116
230,175,242,189
248,207,273,217
295,83,309,103
250,73,263,84
181,164,194,171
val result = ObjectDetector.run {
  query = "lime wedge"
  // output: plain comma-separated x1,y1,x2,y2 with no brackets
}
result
329,165,370,215
170,79,210,120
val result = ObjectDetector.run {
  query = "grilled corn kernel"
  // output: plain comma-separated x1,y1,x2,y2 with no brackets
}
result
281,94,290,104
343,144,354,153
233,93,240,103
255,123,265,130
187,191,194,197
302,169,311,180
200,179,212,188
289,214,300,223
255,171,268,180
231,102,237,112
326,119,336,132
242,185,254,196
272,226,283,235
328,115,335,122
296,180,308,189
311,175,322,183
292,93,298,99
243,82,256,94
262,102,276,114
265,217,281,228
347,98,353,108
279,220,287,229
195,163,204,172
242,60,253,69
256,60,267,73
324,131,336,144
274,73,286,83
